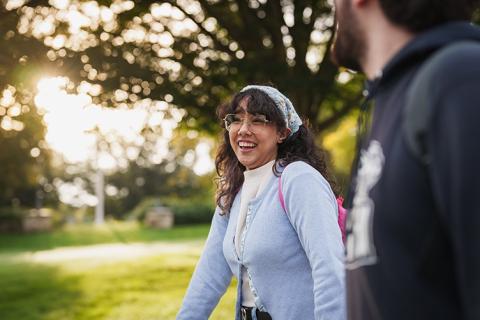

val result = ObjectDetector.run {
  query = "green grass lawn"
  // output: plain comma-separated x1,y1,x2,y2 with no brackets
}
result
0,222,236,320
0,221,211,253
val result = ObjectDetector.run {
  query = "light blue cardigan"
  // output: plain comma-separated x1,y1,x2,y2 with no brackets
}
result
177,161,346,320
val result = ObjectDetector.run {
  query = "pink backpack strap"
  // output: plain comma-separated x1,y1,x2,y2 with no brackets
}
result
278,175,347,243
278,175,287,212
336,197,347,243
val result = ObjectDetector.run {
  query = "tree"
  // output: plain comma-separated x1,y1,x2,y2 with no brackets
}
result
2,1,480,135
1,0,363,137
0,88,54,207
101,130,216,219
2,1,478,210
0,2,58,207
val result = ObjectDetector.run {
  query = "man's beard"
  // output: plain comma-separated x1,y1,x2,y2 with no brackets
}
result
331,2,365,72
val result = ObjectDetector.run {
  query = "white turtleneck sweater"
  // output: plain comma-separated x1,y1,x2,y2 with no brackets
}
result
235,159,275,307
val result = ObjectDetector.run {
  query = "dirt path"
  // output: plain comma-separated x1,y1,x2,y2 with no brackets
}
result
4,241,204,265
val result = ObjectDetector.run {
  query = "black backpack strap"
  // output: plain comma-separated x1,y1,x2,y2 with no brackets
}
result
403,67,434,165
402,41,480,276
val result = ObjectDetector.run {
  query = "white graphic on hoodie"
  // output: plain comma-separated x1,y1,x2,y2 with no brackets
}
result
346,140,385,269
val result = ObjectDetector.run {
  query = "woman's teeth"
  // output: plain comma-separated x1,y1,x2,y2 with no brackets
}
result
238,141,257,149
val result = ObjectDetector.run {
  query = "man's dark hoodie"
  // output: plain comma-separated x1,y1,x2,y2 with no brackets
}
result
346,22,480,320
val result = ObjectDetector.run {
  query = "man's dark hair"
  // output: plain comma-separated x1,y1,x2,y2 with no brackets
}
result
379,0,480,32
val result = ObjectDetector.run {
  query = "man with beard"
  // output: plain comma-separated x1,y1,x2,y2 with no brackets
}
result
331,0,480,319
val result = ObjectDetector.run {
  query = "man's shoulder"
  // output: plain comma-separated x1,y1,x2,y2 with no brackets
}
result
421,41,480,87
433,41,480,61
403,40,480,164
406,40,480,115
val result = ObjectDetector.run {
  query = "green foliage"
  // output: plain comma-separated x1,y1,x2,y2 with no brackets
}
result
103,130,216,219
0,1,362,136
0,7,51,91
321,111,358,194
164,197,215,225
128,197,163,222
104,160,216,219
0,206,29,219
37,207,65,228
0,1,362,218
0,207,64,233
473,6,480,23
0,207,28,232
0,7,57,208
129,196,215,226
0,102,55,207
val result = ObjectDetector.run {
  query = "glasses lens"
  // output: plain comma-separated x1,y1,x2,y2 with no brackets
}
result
223,114,268,132
224,114,237,131
251,115,268,126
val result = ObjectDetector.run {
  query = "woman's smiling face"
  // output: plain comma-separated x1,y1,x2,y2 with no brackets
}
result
228,97,287,170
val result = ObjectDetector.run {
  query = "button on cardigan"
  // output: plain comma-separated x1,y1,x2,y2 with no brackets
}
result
177,161,346,320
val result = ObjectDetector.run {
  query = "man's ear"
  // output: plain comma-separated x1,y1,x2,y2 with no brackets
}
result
352,0,370,7
354,0,367,4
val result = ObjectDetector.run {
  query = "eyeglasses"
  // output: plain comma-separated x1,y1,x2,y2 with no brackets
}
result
223,113,270,132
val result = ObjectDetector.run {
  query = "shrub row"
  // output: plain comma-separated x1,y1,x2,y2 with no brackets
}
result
129,197,215,225
0,207,28,232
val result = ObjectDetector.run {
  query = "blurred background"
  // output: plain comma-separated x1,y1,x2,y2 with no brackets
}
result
1,1,477,319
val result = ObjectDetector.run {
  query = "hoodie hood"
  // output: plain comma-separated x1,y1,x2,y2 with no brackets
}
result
368,21,480,90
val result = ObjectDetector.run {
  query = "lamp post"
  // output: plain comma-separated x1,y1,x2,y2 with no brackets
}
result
94,167,104,225
88,125,105,226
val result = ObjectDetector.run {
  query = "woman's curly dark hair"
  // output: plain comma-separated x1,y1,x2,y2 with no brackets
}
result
215,88,339,214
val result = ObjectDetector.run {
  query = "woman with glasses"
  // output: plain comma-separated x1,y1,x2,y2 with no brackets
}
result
177,85,345,320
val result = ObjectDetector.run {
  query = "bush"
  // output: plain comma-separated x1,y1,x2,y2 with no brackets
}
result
129,197,214,225
38,207,65,228
0,207,28,233
128,197,163,222
0,207,67,233
166,199,214,225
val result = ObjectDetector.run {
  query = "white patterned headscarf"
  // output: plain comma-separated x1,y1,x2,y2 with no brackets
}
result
240,85,303,137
